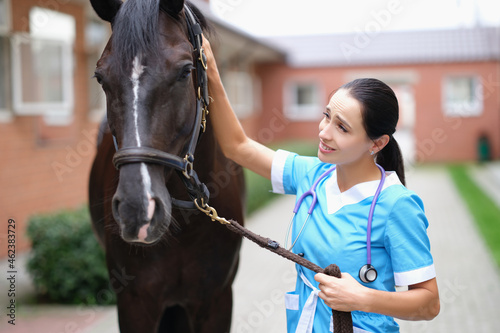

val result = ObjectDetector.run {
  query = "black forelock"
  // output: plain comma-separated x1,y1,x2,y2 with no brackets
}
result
111,0,161,70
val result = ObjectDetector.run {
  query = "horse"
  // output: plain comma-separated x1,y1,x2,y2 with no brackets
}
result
87,0,245,332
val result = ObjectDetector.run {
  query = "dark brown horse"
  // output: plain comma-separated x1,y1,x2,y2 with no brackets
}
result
88,0,245,332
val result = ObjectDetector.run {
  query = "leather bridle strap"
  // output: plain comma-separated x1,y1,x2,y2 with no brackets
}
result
112,4,210,210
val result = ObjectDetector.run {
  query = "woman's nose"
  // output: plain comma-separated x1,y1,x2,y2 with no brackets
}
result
319,122,332,140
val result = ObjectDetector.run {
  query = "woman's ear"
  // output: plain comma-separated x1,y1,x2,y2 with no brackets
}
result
370,134,390,154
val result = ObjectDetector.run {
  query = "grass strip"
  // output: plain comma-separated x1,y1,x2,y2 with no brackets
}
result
448,164,500,267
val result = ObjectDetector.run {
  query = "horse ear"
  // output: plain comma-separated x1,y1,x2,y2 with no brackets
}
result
90,0,122,23
159,0,185,17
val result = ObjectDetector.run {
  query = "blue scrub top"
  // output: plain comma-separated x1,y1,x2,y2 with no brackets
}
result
271,150,436,333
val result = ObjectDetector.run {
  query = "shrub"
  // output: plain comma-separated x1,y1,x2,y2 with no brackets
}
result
26,206,115,305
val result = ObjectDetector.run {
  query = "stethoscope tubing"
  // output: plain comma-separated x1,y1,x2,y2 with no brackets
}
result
285,163,386,282
366,164,386,265
286,166,336,250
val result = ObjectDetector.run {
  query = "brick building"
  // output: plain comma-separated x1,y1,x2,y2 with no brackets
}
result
250,27,500,164
0,0,283,257
2,0,498,257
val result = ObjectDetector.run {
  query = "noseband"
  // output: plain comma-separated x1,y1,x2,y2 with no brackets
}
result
112,5,210,210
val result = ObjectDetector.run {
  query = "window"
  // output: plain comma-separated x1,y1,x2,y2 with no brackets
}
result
86,20,110,122
222,71,257,119
0,0,11,122
284,82,322,121
443,76,483,117
11,7,75,125
0,0,10,34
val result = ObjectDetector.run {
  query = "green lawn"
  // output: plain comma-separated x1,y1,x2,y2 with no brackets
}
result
448,164,500,267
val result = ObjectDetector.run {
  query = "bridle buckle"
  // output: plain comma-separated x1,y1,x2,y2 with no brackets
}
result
182,154,194,179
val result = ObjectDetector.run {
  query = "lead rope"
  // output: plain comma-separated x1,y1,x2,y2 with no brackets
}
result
195,200,353,333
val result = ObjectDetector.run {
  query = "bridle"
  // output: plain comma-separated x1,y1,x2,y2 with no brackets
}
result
110,8,355,330
112,4,210,210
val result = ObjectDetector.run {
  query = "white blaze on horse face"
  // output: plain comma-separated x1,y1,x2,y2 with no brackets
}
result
131,56,155,227
131,56,145,147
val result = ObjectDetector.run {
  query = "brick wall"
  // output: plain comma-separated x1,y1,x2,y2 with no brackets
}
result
254,61,500,163
0,1,100,257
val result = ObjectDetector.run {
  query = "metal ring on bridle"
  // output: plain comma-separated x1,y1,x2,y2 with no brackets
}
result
199,48,207,70
182,155,194,179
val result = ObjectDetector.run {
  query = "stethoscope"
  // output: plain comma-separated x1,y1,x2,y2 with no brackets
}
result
284,164,386,283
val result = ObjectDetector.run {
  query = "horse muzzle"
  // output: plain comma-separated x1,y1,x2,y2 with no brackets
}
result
112,163,172,244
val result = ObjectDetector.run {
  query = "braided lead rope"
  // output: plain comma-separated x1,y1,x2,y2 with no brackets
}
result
195,200,353,333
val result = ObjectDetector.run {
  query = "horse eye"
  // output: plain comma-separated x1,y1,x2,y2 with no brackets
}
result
179,66,195,81
93,72,103,85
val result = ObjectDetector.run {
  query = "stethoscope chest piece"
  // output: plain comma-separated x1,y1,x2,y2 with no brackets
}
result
359,264,378,283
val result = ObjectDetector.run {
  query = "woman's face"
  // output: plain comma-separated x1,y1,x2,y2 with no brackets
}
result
318,89,373,165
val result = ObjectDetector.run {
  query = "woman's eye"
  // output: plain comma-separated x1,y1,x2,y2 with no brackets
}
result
338,124,348,133
322,112,330,119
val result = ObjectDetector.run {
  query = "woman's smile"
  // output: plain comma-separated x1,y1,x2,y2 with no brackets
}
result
319,140,336,154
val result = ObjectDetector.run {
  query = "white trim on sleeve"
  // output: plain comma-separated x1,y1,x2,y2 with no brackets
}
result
394,264,436,286
271,149,290,194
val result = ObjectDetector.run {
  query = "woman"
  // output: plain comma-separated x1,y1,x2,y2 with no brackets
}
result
203,37,440,333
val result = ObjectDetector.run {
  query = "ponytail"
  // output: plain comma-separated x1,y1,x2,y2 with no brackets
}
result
340,78,405,185
376,136,406,186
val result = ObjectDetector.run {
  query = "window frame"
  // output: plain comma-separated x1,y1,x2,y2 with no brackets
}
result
284,81,323,121
222,71,257,119
86,19,110,122
0,0,11,122
442,75,483,118
0,0,11,34
11,33,74,121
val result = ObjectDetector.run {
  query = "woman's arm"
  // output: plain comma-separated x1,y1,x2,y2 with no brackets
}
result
314,273,440,321
204,36,275,180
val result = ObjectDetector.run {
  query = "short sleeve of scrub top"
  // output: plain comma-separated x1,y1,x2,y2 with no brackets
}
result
271,150,436,333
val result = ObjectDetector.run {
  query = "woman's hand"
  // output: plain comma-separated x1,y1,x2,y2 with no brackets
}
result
315,272,367,312
202,34,221,83
199,34,275,179
315,272,440,320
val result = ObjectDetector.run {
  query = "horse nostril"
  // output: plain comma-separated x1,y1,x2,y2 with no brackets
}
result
112,195,122,222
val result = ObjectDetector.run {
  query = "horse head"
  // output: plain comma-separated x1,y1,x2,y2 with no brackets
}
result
91,0,208,244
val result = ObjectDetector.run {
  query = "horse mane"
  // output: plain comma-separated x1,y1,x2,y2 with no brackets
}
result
111,0,210,72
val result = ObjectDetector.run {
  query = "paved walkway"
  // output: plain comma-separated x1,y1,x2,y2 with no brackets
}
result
1,164,500,332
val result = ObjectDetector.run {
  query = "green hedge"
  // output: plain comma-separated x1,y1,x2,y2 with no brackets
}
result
26,207,115,305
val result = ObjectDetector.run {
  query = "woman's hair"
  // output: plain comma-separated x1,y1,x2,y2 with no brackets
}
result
340,78,406,186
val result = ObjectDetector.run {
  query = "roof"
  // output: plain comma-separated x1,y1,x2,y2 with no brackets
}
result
264,26,500,67
189,0,286,63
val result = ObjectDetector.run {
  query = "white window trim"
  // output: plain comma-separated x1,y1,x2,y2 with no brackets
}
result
284,81,323,121
222,71,256,119
0,0,12,122
0,36,11,122
0,0,11,34
442,75,483,118
11,33,74,124
87,19,110,123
